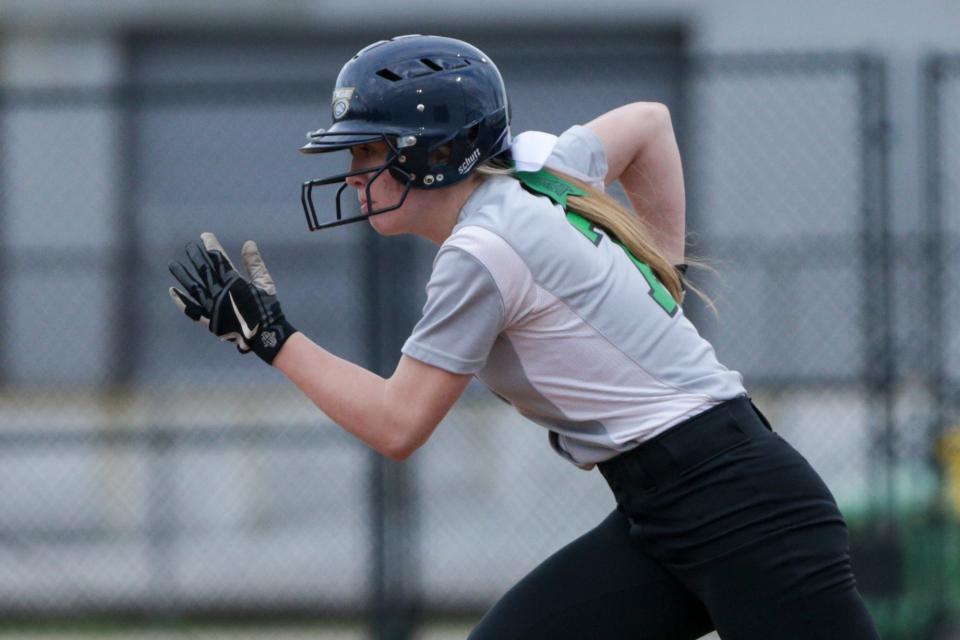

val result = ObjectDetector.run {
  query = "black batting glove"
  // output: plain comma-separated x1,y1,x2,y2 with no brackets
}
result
168,232,297,365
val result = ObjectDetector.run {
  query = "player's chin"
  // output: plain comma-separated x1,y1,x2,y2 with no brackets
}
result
367,209,405,236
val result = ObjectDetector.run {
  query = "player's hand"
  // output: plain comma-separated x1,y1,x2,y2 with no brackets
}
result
168,232,297,365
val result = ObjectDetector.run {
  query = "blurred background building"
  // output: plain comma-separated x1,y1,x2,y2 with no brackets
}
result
0,1,958,638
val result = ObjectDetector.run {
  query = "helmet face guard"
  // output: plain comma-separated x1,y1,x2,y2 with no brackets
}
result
298,35,511,232
300,131,415,230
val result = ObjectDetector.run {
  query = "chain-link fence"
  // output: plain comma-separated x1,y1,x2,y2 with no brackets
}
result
922,53,960,637
926,54,960,472
684,54,890,506
0,31,953,639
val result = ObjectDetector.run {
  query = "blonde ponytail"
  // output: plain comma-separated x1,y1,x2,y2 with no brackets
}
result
554,170,685,306
476,161,693,308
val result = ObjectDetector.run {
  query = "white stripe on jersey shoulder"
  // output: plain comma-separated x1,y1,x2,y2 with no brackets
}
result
443,225,538,325
511,131,558,172
512,128,606,188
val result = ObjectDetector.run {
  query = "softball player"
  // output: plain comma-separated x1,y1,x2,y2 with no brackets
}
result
168,35,880,639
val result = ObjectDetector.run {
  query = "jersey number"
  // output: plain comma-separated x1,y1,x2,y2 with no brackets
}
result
565,212,678,317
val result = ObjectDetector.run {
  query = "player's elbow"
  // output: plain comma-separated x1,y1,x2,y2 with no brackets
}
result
632,101,673,135
382,436,416,462
648,101,671,120
384,445,415,462
380,417,435,461
381,436,423,462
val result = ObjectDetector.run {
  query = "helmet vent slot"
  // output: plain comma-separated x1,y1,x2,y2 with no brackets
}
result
377,58,473,82
376,68,403,82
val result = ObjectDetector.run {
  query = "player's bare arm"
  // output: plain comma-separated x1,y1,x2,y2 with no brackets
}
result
274,336,471,461
168,232,470,462
586,102,686,265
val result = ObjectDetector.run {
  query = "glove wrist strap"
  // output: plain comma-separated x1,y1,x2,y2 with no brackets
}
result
251,318,297,365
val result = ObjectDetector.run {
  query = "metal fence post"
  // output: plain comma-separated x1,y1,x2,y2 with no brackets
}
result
922,55,946,488
858,56,896,521
118,45,177,621
922,54,951,630
115,39,143,386
366,230,420,640
0,87,6,386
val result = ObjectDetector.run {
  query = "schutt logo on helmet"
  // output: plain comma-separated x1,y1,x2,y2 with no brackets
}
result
458,148,482,175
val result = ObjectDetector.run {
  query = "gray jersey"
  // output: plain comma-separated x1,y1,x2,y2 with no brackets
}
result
402,125,746,468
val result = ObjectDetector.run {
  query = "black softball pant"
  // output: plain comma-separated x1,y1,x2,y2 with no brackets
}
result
468,397,880,640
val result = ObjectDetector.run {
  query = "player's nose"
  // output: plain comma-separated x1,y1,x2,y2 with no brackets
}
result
345,163,368,189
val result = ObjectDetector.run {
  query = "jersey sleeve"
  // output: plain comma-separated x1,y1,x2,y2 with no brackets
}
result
401,246,506,375
544,124,609,189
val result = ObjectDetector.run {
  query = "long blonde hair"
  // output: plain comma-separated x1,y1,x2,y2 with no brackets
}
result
476,161,686,306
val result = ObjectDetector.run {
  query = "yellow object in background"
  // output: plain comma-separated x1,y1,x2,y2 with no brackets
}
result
940,428,960,516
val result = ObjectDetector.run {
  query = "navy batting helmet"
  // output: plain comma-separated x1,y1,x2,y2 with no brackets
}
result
300,34,511,230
